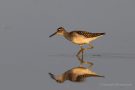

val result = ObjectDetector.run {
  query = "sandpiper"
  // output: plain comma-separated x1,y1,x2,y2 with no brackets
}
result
48,66,104,83
49,27,105,57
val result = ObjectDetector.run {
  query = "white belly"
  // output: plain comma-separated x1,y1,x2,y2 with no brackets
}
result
72,37,89,44
72,36,102,45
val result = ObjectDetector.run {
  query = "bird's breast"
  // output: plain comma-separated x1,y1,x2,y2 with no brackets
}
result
71,36,90,44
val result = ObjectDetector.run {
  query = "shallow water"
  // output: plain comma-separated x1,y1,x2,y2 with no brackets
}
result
0,52,134,90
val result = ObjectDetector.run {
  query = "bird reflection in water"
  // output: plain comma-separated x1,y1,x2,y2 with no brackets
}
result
48,56,104,83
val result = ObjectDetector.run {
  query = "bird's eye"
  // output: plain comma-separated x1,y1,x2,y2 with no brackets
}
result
57,28,61,31
58,29,63,32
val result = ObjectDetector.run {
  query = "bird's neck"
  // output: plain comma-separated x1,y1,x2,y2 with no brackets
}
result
63,31,71,41
57,74,65,82
63,72,69,80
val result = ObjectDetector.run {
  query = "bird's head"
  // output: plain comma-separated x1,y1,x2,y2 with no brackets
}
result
49,27,66,37
48,73,65,83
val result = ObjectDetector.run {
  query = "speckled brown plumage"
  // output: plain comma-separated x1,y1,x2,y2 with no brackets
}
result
70,31,105,38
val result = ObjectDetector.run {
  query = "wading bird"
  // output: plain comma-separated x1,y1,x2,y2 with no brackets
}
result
49,27,105,57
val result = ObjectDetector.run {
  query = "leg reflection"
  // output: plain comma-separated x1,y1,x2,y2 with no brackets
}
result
76,55,93,69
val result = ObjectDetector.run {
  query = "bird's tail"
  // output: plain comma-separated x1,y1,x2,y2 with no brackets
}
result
91,32,106,37
91,74,105,78
96,32,106,36
100,32,106,35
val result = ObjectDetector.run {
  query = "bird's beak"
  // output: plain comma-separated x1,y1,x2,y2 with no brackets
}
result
49,31,57,38
48,73,55,80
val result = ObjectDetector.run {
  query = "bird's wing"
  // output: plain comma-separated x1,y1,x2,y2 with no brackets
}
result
76,74,91,82
70,31,105,38
77,74,104,81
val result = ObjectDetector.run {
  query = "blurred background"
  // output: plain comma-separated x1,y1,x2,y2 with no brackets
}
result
0,0,135,90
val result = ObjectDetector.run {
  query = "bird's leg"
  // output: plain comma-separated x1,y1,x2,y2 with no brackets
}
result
76,45,84,57
81,47,84,60
83,44,94,52
87,44,94,50
76,45,84,66
76,54,94,69
83,62,94,69
84,44,94,69
76,44,93,57
76,44,93,68
77,51,93,68
76,55,84,67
